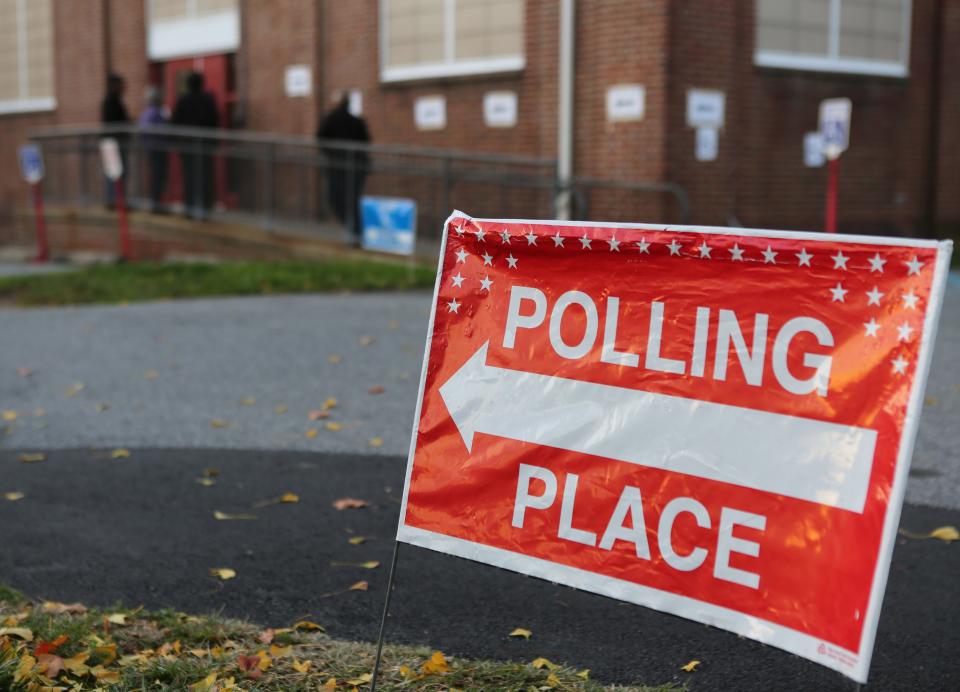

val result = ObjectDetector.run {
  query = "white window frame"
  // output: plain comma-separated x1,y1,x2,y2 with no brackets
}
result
145,0,240,61
754,0,912,78
0,0,56,115
379,0,525,82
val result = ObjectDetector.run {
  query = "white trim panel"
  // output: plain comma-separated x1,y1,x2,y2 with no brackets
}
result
755,51,908,78
0,97,57,115
381,56,525,83
148,11,240,60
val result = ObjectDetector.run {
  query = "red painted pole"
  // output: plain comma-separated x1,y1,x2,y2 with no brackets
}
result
825,157,839,233
114,179,132,261
31,182,49,263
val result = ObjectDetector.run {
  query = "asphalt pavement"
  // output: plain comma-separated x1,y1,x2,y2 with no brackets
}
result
1,287,959,690
0,448,957,691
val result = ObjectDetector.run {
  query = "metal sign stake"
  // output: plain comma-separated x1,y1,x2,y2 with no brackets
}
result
369,541,402,691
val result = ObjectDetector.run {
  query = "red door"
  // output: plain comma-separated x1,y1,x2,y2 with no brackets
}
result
150,53,237,210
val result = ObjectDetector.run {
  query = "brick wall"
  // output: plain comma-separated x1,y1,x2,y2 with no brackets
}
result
936,0,960,236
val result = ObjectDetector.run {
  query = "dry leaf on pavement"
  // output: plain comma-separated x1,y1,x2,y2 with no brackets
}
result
18,452,46,463
509,628,532,639
3,410,18,421
325,421,342,431
210,419,230,428
358,335,375,347
348,580,369,591
4,491,25,501
305,428,318,438
144,370,160,380
65,382,85,397
332,498,369,510
292,620,324,632
209,567,236,580
196,478,216,487
328,354,342,364
347,536,367,545
16,367,32,377
274,405,288,414
421,651,449,675
110,448,131,459
681,660,701,672
531,657,558,670
308,410,330,421
213,511,257,521
253,492,299,508
368,385,385,395
240,396,256,406
900,525,959,542
369,436,384,448
322,397,338,410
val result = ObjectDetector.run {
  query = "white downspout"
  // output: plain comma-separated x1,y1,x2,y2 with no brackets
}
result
556,0,575,219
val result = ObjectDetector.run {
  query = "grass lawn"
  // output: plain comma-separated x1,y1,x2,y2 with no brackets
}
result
0,587,676,691
0,260,437,307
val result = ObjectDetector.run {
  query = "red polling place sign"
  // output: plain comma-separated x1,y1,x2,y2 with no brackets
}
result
397,212,952,683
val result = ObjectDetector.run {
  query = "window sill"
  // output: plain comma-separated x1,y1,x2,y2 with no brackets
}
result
0,98,57,116
754,51,908,79
381,56,524,84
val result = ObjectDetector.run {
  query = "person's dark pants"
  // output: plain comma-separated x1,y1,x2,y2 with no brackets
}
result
327,168,366,242
147,148,169,212
180,149,214,218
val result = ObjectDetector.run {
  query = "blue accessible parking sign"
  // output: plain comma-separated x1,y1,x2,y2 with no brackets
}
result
18,144,44,184
361,196,417,256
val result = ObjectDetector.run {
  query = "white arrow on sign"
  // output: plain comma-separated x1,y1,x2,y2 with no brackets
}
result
439,342,876,513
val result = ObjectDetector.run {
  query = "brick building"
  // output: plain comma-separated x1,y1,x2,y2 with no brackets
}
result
0,0,957,238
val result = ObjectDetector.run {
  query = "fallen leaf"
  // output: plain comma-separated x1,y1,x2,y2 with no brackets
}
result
65,382,85,397
323,397,338,410
274,405,288,414
546,672,562,688
196,478,216,487
62,652,90,675
333,498,369,510
325,421,343,431
388,319,399,329
189,672,218,692
240,396,256,406
33,408,45,417
214,511,257,521
18,452,46,463
925,396,939,406
369,436,384,448
269,643,292,658
359,335,375,347
328,354,342,364
348,580,369,591
2,410,17,421
203,467,220,477
577,668,590,680
347,536,367,545
292,658,311,673
42,601,87,615
531,657,558,670
210,567,236,580
253,492,299,508
107,613,127,625
255,649,273,671
95,402,111,412
346,673,373,685
110,448,131,459
4,491,24,501
16,367,32,377
34,634,68,656
145,370,160,380
899,526,959,542
37,652,64,678
368,385,385,395
210,419,230,428
509,627,532,639
399,664,415,679
308,410,330,421
94,643,117,666
258,629,274,644
420,651,449,675
305,428,318,439
330,560,380,569
323,677,337,689
681,659,701,672
0,626,33,640
292,620,324,632
237,654,260,675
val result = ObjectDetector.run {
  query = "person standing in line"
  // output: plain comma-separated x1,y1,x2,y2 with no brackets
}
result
172,71,219,220
100,73,130,209
138,86,169,214
317,92,371,246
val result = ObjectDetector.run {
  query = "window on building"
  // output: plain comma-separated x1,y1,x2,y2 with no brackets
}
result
147,0,240,61
755,0,911,77
381,0,524,82
0,0,55,114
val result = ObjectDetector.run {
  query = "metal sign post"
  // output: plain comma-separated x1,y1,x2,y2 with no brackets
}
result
18,144,49,262
99,138,132,261
819,98,852,233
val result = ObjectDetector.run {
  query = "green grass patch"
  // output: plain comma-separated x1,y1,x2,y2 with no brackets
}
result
0,594,679,691
0,260,437,307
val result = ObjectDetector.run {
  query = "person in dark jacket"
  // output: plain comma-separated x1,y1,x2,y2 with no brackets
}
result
100,73,130,208
317,92,371,245
172,72,219,219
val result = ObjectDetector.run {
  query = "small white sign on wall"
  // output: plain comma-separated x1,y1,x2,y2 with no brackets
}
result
415,95,446,130
349,89,363,117
284,65,312,98
687,89,725,128
484,91,518,128
804,132,825,167
695,127,718,162
606,84,645,122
